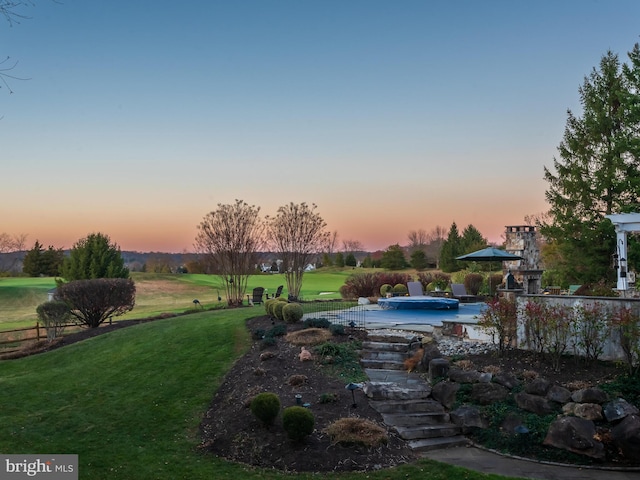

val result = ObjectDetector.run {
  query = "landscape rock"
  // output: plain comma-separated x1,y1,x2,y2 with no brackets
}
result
562,402,576,415
448,368,481,384
450,405,489,432
573,403,603,421
546,385,572,404
543,416,605,460
514,392,556,415
478,372,492,383
470,383,509,405
611,414,640,460
500,412,525,435
420,343,442,369
604,398,639,422
571,387,608,404
357,297,370,305
492,373,520,389
431,380,460,409
524,378,551,396
428,358,449,383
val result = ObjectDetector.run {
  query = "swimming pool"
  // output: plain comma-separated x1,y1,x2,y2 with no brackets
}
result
356,302,486,332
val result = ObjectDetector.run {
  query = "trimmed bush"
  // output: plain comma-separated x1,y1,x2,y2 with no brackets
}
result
392,283,408,295
464,273,484,295
273,301,287,321
282,302,303,323
250,392,281,426
303,317,332,329
264,298,277,315
282,406,315,441
329,324,345,336
379,284,393,297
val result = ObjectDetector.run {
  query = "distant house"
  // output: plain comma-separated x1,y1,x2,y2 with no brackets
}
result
304,263,316,272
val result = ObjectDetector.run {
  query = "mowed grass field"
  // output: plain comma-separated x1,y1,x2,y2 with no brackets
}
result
0,298,516,480
0,270,359,331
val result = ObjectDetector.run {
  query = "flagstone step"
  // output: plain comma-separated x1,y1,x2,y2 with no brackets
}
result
394,424,461,440
409,435,469,452
381,412,451,426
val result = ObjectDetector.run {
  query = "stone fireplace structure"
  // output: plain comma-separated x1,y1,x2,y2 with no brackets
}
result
504,225,543,294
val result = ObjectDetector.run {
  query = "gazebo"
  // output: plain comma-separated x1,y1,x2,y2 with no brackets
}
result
605,213,640,292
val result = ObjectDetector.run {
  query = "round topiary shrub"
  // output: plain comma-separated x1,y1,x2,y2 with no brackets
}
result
250,392,281,426
282,302,304,323
380,284,393,297
393,283,408,295
264,298,276,315
282,406,315,441
273,301,287,321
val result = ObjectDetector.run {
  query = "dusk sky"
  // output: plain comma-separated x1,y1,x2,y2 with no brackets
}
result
2,1,640,253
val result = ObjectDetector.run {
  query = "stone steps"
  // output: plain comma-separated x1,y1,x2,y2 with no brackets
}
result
360,332,468,452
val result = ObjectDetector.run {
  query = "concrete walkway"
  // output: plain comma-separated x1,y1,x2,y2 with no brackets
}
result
423,445,640,480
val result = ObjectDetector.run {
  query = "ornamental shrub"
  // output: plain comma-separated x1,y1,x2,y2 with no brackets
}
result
380,284,393,297
250,392,281,426
464,273,483,295
282,406,315,441
264,298,276,315
303,317,331,329
283,302,303,323
273,301,287,321
392,283,408,295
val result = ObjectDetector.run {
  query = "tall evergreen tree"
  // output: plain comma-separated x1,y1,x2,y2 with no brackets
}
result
460,225,487,254
439,223,463,272
22,240,44,277
380,244,408,270
61,233,129,282
542,47,640,284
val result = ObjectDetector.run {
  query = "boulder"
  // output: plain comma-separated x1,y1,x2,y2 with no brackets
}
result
573,403,603,421
524,378,551,396
450,405,489,433
571,387,608,404
611,414,640,460
546,385,572,404
514,392,556,415
603,398,639,423
431,380,460,409
448,368,481,384
478,372,493,383
543,416,605,460
428,358,449,383
562,402,576,415
500,412,525,435
357,297,371,305
470,383,509,405
420,342,442,369
492,373,521,389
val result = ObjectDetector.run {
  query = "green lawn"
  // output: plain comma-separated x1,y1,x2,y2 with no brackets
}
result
0,270,361,330
0,307,517,480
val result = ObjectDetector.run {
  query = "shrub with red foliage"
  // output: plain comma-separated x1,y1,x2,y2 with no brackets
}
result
340,272,413,299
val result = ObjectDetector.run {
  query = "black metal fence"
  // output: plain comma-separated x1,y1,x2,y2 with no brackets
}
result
301,302,366,329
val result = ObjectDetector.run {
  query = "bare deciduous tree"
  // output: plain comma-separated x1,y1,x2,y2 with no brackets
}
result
267,203,329,300
195,200,264,306
341,239,363,253
407,229,429,252
0,232,27,272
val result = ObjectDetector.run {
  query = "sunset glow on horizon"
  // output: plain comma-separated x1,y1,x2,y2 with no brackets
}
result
3,1,638,254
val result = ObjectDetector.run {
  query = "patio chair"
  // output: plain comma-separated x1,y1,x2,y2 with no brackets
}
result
269,285,283,299
247,287,265,305
407,281,424,296
450,283,476,302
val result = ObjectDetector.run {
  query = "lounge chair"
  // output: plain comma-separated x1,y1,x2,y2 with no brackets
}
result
271,285,283,298
247,287,265,305
407,281,424,296
544,286,562,295
450,283,476,302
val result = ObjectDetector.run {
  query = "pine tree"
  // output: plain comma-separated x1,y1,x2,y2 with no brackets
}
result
542,47,640,284
439,223,463,272
61,233,129,282
22,240,44,277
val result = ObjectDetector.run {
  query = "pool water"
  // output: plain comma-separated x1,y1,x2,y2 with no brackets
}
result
360,302,486,331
